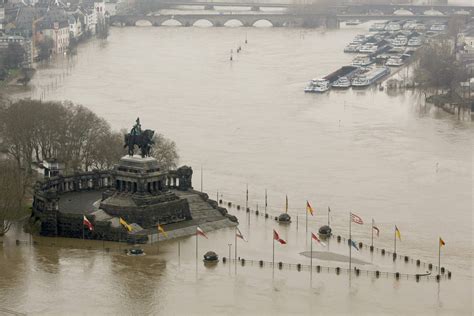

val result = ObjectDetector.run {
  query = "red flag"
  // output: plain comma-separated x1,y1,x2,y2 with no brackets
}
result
273,229,286,245
196,226,208,239
83,215,93,231
350,212,364,225
311,232,326,246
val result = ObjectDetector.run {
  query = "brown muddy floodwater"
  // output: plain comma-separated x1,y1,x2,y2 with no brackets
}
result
2,24,473,315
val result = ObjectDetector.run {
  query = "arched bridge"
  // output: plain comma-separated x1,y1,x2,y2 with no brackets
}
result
160,1,474,16
110,13,339,28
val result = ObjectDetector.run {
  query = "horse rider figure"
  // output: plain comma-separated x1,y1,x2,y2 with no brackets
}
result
130,117,142,137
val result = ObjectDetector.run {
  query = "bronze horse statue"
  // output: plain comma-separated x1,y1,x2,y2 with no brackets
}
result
124,129,155,158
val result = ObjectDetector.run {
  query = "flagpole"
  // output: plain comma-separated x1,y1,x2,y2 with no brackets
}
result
235,227,238,262
394,225,397,255
296,208,299,231
265,189,267,218
196,229,198,265
82,214,85,240
328,207,330,226
245,184,248,212
305,205,308,234
310,235,313,284
349,213,352,272
200,165,203,192
438,237,441,274
157,220,160,253
272,236,275,277
371,218,374,247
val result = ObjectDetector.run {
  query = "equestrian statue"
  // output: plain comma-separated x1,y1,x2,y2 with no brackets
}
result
124,118,155,158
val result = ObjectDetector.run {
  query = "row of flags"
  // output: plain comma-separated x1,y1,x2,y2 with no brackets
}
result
83,211,446,257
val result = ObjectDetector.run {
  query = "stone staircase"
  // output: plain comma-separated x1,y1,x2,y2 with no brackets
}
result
179,193,223,223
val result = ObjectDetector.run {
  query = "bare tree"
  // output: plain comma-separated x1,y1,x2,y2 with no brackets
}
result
0,99,180,176
150,133,179,171
413,37,467,95
0,160,24,236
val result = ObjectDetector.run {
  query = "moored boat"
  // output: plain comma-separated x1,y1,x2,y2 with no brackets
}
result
407,37,422,47
304,78,330,93
352,67,390,88
352,56,374,67
346,19,361,26
332,76,351,89
386,56,404,67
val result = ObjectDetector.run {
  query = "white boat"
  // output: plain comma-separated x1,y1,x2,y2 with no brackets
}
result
414,24,426,31
344,43,360,53
407,37,422,47
304,78,330,93
430,24,446,32
359,43,378,54
387,46,405,54
352,56,374,67
346,19,361,26
352,67,390,88
332,76,351,89
386,56,404,67
391,35,408,47
385,22,401,32
403,21,417,30
369,22,387,32
351,35,367,44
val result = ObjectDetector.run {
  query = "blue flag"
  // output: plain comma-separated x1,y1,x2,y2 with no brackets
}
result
351,240,359,251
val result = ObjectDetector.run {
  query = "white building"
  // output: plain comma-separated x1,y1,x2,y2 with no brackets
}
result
0,5,4,31
68,13,83,39
39,20,70,54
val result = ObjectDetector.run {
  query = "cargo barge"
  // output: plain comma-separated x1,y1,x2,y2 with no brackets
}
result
305,66,360,93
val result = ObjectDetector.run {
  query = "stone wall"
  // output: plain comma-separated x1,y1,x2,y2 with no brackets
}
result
102,198,191,227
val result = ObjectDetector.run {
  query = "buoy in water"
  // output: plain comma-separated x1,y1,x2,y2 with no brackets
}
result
318,225,332,239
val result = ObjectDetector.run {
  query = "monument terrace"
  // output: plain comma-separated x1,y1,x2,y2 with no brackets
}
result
31,119,238,243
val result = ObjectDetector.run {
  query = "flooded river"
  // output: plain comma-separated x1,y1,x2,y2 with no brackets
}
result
2,25,473,315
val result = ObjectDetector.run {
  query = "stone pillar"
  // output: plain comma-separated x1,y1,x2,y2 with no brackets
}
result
40,191,60,236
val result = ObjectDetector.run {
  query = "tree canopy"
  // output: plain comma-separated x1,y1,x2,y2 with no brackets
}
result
0,99,179,174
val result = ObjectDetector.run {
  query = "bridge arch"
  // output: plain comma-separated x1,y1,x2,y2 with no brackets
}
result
161,19,183,26
135,19,153,27
224,19,244,27
393,9,414,16
252,19,273,27
193,19,214,27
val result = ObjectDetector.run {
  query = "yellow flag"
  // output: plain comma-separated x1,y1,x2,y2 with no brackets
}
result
119,217,132,232
395,226,401,240
439,237,445,247
158,224,168,237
